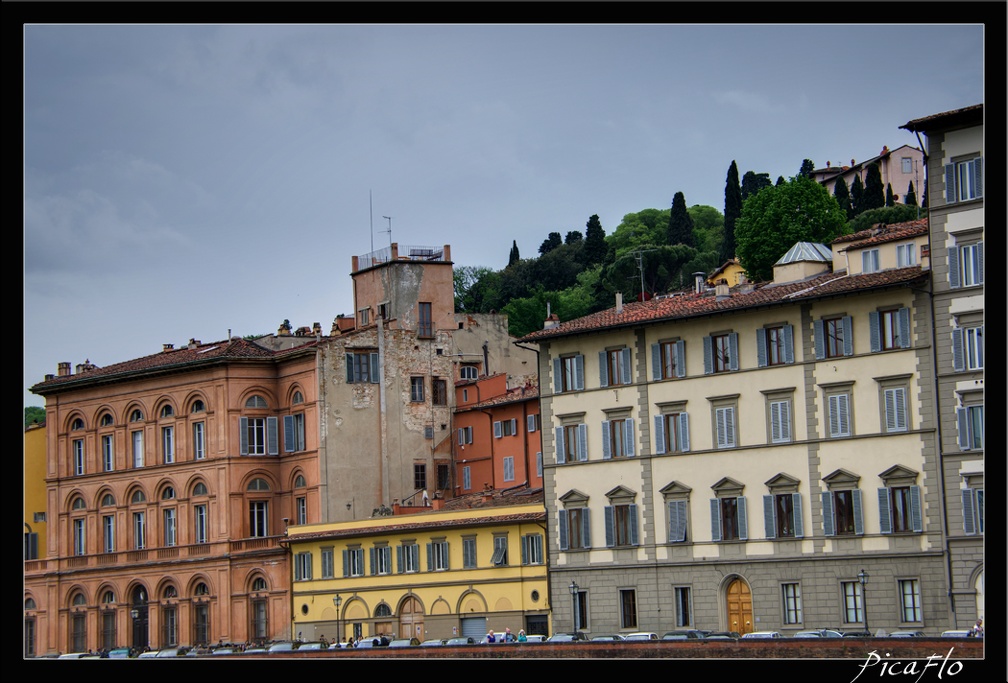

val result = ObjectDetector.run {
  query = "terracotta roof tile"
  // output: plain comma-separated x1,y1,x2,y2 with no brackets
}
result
831,218,928,249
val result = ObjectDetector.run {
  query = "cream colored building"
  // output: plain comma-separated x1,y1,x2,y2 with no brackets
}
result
285,488,550,643
521,220,951,637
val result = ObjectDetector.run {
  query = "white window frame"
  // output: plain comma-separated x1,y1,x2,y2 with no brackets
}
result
503,455,515,482
883,387,908,432
862,248,880,273
103,514,115,553
956,403,984,451
194,504,208,544
521,533,543,565
715,405,737,449
133,511,146,550
295,552,313,581
345,547,365,577
951,325,984,371
102,434,114,472
249,501,268,537
842,581,864,625
457,426,473,445
429,540,449,571
401,543,420,574
163,508,177,547
192,421,206,460
73,439,85,476
896,243,916,268
296,496,307,525
898,579,922,623
373,545,392,575
410,377,425,402
674,586,692,628
162,426,174,464
769,399,791,444
655,411,690,454
73,518,86,556
827,392,852,438
782,583,803,625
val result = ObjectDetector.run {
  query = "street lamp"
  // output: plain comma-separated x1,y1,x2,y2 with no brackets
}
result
568,581,579,633
333,594,342,644
858,569,870,636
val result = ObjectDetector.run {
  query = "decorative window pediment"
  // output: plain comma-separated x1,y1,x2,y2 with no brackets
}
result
605,485,637,504
711,476,745,497
660,480,693,498
764,473,801,493
559,489,589,506
878,464,919,487
822,468,861,490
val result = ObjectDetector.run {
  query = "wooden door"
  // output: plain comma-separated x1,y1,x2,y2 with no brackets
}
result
398,595,424,640
726,578,753,635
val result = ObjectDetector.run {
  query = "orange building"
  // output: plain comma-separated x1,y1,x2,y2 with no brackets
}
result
25,337,319,655
453,373,542,496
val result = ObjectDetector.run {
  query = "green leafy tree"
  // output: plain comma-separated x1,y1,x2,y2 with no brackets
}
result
454,265,497,312
722,160,742,264
538,232,562,255
741,171,772,200
25,406,45,427
503,283,597,339
850,174,865,215
885,183,896,207
904,181,917,207
833,176,854,220
564,231,583,245
666,192,695,247
776,176,786,186
584,214,607,265
798,159,815,178
846,205,923,233
603,243,698,298
735,177,847,282
508,240,520,267
863,163,885,211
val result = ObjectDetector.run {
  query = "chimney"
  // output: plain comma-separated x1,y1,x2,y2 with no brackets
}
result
58,362,71,377
693,272,706,294
312,322,322,336
715,282,730,300
163,343,174,352
45,373,55,381
826,160,831,168
615,292,623,314
188,338,200,350
431,493,444,511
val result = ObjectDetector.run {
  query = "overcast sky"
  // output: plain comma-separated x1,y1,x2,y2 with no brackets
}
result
23,22,986,408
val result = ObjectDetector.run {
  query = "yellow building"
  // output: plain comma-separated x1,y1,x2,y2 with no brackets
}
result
285,487,549,644
24,423,48,563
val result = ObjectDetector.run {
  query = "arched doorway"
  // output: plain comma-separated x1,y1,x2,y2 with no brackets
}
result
398,595,424,641
130,586,149,650
725,578,753,635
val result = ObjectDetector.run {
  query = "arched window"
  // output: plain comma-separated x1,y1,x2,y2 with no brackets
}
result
248,478,271,491
192,399,205,413
252,577,267,592
194,483,208,496
72,593,86,608
72,497,86,510
25,598,36,610
130,409,144,422
72,417,85,430
131,490,146,504
101,494,115,507
295,475,306,488
375,604,392,617
246,395,268,409
162,487,175,500
102,590,115,604
164,586,178,599
160,405,174,418
292,391,304,405
195,582,210,596
100,414,114,427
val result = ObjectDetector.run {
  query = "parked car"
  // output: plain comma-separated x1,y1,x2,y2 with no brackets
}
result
444,636,476,646
136,650,161,658
420,638,447,647
793,629,844,638
522,634,548,643
889,630,927,638
387,637,421,648
354,636,390,648
155,646,190,657
662,630,705,640
107,647,133,658
591,634,626,641
546,632,588,642
940,629,974,638
267,641,298,653
741,630,782,639
297,641,327,650
624,632,659,641
842,630,871,637
704,631,741,640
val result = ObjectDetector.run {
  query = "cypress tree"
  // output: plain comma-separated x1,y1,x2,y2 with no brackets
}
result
833,176,854,220
904,181,917,207
798,158,815,178
722,161,742,264
584,214,606,265
666,192,695,247
885,183,895,207
863,162,885,211
508,240,520,266
850,174,865,216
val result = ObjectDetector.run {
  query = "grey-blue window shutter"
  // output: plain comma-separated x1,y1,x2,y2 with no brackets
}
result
345,354,354,382
853,489,864,535
737,497,748,540
822,492,835,536
951,328,965,371
494,421,502,438
763,494,776,539
729,333,739,371
977,241,984,283
574,354,585,390
814,319,825,359
710,499,722,541
426,543,433,571
674,500,688,542
601,421,612,460
577,423,588,461
443,542,449,570
680,413,690,452
783,324,794,363
948,247,961,288
974,157,982,197
629,504,639,545
898,308,911,348
267,417,279,455
457,428,464,445
553,358,562,393
527,415,536,432
370,547,377,575
555,426,566,464
369,353,379,383
792,493,804,538
842,316,853,356
582,510,592,548
910,485,923,532
756,328,767,367
240,417,249,454
604,506,614,547
651,343,661,380
621,347,632,384
558,511,569,549
878,488,892,534
342,549,349,577
624,418,635,457
521,536,528,565
599,351,609,387
675,340,686,377
654,415,666,455
956,407,970,449
945,163,955,203
396,544,403,573
868,311,881,352
283,415,294,453
961,489,976,535
703,335,713,374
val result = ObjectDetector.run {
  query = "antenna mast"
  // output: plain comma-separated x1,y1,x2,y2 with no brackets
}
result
369,190,374,252
382,215,393,248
